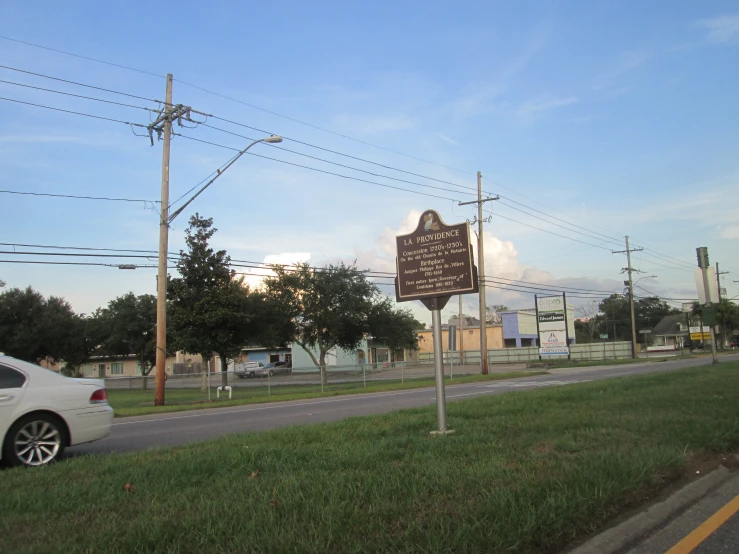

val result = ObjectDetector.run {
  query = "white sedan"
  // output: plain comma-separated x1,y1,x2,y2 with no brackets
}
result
0,355,114,467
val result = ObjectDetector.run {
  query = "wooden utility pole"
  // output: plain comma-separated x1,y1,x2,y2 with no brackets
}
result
476,171,489,374
458,173,498,375
612,236,642,359
154,74,173,407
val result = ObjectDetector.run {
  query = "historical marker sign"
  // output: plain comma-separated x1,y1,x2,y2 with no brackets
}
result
395,210,478,302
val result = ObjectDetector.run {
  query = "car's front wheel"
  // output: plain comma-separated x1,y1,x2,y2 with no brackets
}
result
2,413,67,467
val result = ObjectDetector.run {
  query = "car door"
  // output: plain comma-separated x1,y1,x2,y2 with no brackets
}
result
0,364,28,445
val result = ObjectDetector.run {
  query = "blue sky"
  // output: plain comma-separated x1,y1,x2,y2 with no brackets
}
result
1,1,738,324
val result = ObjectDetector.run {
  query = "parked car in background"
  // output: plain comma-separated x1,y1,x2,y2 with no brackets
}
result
263,361,292,377
234,361,265,379
0,355,113,467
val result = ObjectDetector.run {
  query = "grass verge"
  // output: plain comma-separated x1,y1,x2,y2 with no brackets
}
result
527,356,691,370
2,363,739,553
108,371,544,417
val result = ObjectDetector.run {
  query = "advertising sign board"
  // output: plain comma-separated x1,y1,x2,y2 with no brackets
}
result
689,326,711,340
536,295,569,356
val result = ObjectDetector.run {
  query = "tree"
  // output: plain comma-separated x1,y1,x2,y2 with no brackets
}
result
367,298,420,357
486,304,508,325
265,262,420,386
168,215,288,388
97,293,156,388
0,286,96,369
575,303,600,343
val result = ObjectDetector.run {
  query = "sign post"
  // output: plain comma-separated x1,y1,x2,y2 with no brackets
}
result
396,210,478,435
696,247,719,365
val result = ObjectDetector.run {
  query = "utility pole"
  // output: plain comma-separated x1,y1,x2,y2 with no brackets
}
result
458,172,498,375
458,295,464,366
148,76,198,407
612,236,643,359
154,74,173,407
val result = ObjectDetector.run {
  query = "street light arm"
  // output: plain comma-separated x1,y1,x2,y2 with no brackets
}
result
167,135,281,224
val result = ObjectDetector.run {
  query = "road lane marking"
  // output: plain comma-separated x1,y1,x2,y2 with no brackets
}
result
665,493,739,554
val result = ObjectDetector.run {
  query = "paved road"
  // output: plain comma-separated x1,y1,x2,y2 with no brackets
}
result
626,473,739,554
68,354,739,457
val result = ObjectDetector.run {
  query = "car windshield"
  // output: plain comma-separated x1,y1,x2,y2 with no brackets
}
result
264,363,275,368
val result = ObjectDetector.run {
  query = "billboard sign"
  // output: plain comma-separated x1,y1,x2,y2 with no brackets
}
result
536,295,569,356
395,210,478,302
689,326,711,340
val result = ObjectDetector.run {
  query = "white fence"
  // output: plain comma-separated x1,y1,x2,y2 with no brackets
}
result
418,341,634,365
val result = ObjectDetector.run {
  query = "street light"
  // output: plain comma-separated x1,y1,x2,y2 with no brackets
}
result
167,135,283,223
154,133,283,407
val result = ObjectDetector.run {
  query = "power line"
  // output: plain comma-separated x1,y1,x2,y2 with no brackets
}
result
495,200,624,248
0,78,160,113
0,242,158,254
0,37,711,275
172,132,461,202
198,122,477,198
632,256,694,274
208,116,480,193
0,259,157,268
484,208,613,251
0,96,148,129
0,189,159,203
0,64,162,103
0,35,473,176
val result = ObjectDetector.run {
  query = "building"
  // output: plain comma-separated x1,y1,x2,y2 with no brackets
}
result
651,314,689,347
238,345,292,366
500,308,576,348
417,324,504,354
80,352,207,378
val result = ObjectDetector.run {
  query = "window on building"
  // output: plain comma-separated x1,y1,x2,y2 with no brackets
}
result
111,362,124,375
269,354,280,363
504,338,517,348
0,365,27,389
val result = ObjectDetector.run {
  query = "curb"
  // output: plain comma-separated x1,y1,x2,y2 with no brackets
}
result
567,465,732,554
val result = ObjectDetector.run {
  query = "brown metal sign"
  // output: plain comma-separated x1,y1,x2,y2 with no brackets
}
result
395,210,478,302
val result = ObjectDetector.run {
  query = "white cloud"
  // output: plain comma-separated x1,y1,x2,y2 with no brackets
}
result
698,14,739,45
721,225,739,239
518,95,579,116
437,133,458,145
239,252,312,289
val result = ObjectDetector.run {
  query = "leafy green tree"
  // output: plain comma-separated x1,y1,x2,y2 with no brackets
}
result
367,298,420,357
0,286,98,372
97,293,156,388
265,262,420,385
168,215,288,388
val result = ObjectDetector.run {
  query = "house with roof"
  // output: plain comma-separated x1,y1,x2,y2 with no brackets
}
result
650,313,689,347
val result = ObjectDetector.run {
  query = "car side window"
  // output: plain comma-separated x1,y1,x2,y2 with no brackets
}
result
0,364,27,389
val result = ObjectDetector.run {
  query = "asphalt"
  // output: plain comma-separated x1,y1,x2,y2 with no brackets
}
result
624,472,739,554
67,354,739,457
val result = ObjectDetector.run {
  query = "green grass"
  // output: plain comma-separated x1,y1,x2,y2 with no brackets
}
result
108,371,544,417
527,356,691,370
3,363,739,553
